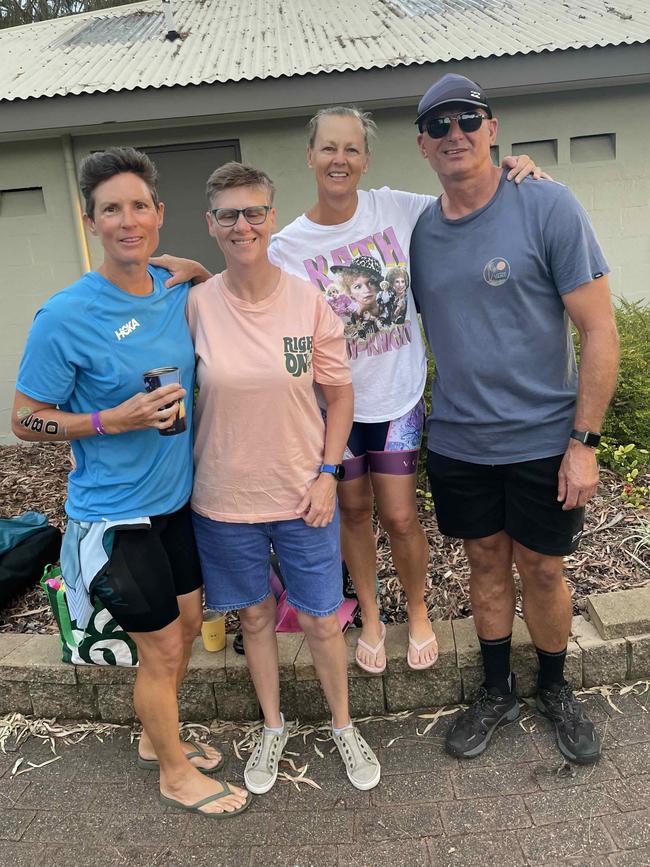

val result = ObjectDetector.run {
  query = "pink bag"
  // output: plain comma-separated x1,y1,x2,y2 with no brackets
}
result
270,558,358,633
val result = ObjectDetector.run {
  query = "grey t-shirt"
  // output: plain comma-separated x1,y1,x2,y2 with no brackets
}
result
410,172,609,464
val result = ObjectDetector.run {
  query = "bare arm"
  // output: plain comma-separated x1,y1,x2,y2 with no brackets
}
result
295,382,354,528
557,275,620,510
11,383,186,443
150,254,212,289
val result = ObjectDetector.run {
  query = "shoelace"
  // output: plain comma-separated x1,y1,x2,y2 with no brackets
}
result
461,689,500,725
553,685,585,727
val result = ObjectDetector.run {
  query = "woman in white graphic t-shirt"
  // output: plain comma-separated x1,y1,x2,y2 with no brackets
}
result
152,108,540,676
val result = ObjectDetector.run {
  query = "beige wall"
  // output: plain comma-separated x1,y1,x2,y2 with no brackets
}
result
1,82,649,441
0,139,83,442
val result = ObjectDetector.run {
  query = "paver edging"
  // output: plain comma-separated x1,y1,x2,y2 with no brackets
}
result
2,587,650,722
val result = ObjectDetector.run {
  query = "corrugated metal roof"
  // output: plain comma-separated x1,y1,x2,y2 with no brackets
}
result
0,0,648,102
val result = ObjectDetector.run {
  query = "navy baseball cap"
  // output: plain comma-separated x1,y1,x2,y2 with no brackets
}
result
415,74,492,128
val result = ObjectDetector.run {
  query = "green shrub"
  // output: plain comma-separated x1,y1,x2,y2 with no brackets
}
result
596,439,649,507
601,299,650,450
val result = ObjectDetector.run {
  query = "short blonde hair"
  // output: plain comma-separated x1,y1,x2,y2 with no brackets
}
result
205,161,275,206
307,106,377,153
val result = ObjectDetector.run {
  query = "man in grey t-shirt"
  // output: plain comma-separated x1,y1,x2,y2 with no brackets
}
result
410,74,620,764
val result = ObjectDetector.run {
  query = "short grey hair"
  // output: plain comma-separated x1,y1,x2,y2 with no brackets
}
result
307,106,377,153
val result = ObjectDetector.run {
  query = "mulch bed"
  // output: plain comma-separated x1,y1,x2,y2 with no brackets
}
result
1,442,649,635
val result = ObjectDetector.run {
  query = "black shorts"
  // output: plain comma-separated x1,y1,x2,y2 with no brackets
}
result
426,451,585,557
90,502,203,634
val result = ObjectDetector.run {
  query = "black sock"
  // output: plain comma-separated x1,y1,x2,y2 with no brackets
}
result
536,646,567,691
478,634,512,694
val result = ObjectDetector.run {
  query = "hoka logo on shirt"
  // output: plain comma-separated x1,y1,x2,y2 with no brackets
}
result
283,335,313,377
115,318,140,341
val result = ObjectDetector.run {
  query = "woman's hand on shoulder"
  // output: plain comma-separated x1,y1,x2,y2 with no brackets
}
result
295,473,338,528
149,254,213,287
103,384,186,434
502,153,553,183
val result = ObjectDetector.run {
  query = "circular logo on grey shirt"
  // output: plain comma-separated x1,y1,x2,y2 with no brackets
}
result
483,258,511,287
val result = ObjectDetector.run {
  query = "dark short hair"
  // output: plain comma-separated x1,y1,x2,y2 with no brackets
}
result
205,161,275,206
79,147,160,218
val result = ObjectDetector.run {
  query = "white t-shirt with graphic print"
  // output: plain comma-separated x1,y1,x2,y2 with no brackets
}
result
269,187,433,423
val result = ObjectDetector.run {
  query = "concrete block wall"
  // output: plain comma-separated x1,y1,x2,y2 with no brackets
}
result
3,587,650,723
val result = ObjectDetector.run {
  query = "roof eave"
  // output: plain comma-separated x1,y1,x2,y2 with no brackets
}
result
1,42,649,139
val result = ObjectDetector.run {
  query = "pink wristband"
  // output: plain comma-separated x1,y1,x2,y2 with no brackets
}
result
91,411,107,436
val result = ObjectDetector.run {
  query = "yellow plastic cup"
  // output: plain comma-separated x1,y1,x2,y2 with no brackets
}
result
201,611,226,652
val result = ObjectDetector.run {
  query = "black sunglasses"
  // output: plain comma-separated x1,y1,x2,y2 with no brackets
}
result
421,111,488,139
210,205,271,227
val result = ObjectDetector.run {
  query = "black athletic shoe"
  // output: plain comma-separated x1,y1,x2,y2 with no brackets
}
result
536,682,601,764
445,674,520,759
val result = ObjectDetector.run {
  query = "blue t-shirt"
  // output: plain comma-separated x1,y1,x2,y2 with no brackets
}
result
410,173,610,464
16,267,195,520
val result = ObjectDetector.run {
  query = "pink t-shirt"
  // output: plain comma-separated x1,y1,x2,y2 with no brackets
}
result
187,270,352,523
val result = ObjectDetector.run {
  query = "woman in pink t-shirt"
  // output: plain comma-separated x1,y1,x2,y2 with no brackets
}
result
187,162,381,796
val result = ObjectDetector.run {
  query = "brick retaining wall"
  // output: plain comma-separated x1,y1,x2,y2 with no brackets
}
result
1,587,649,722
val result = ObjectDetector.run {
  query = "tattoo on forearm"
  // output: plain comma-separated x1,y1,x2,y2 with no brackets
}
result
16,407,59,436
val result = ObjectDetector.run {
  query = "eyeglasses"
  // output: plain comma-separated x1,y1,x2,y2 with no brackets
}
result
209,205,271,227
421,112,488,139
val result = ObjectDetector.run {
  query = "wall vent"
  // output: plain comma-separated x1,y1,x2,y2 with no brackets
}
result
0,187,45,217
511,139,558,166
570,134,616,163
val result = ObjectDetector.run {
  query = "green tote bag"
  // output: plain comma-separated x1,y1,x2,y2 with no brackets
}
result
41,564,138,666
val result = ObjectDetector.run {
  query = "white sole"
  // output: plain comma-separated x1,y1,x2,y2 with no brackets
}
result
243,773,278,795
346,764,381,791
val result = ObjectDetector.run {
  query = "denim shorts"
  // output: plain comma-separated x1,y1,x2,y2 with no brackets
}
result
191,508,343,617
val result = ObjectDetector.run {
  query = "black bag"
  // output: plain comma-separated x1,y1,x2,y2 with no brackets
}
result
0,526,62,608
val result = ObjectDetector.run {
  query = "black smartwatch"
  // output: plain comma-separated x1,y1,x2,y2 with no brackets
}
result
570,429,601,448
319,463,345,480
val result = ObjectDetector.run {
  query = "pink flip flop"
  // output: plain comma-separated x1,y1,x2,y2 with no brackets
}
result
407,632,439,670
355,622,386,674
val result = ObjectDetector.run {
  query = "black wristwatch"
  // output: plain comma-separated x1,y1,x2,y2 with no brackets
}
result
570,429,601,448
319,463,346,480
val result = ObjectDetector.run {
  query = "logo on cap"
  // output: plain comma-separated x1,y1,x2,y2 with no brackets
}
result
483,258,511,287
470,90,481,99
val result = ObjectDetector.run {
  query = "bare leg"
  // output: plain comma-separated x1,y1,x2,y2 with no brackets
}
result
514,543,572,652
372,471,435,666
238,595,283,728
131,620,248,814
338,473,385,669
297,610,350,729
464,532,516,640
138,589,222,771
175,588,203,685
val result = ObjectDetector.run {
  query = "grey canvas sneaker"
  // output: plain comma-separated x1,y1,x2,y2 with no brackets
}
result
244,725,289,794
332,725,381,790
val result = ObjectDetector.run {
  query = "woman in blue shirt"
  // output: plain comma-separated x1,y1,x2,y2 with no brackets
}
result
12,147,249,818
